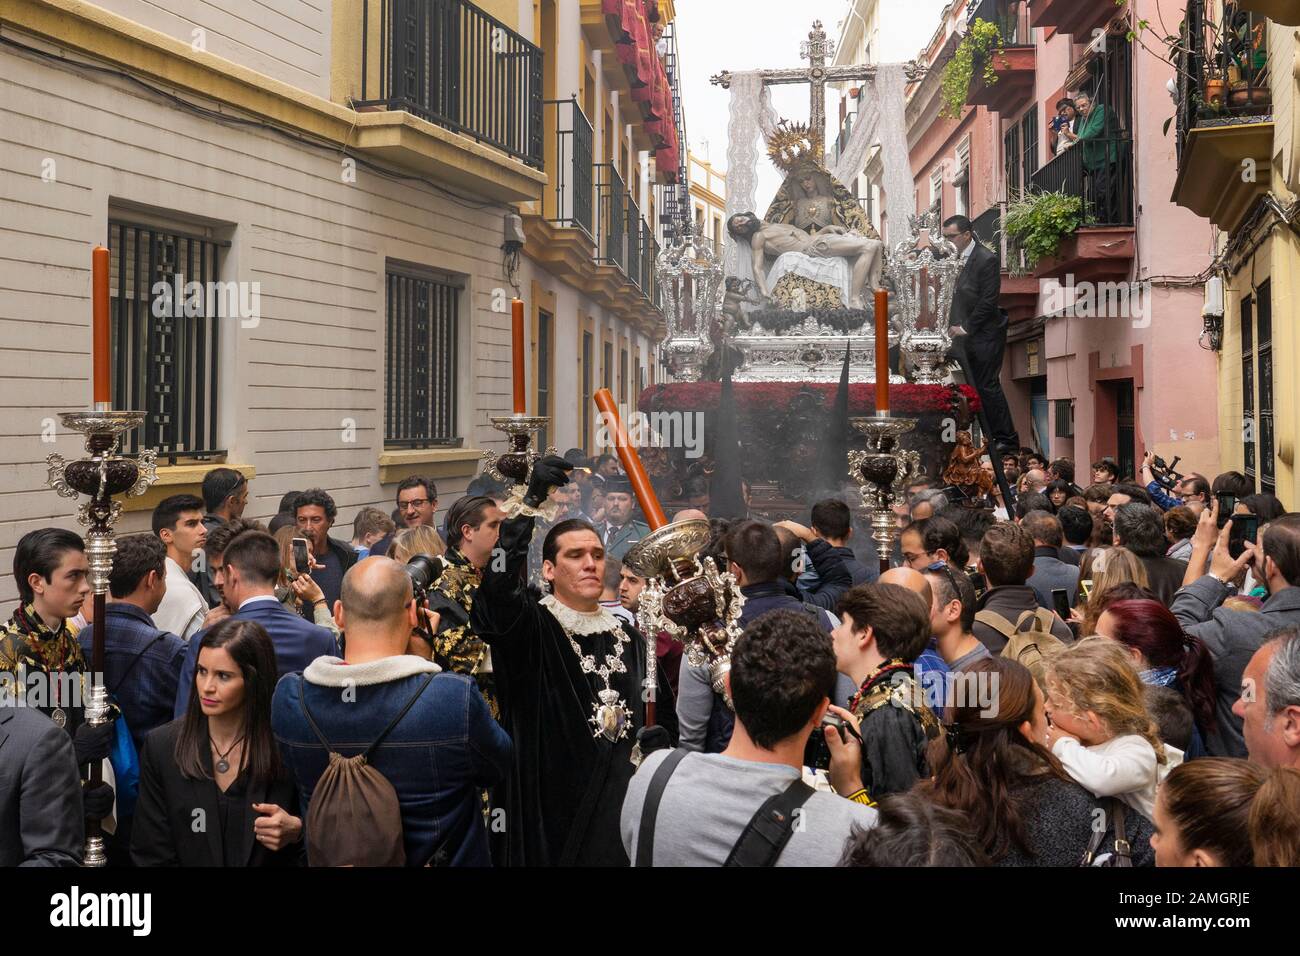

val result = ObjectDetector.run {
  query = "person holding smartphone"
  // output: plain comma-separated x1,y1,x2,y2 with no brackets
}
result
1048,97,1079,156
1171,502,1300,756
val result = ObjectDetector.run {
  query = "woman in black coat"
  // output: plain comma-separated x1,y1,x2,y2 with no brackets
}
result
132,619,303,866
919,657,1155,866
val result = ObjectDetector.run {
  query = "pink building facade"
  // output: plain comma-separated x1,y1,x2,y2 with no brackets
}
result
899,0,1219,479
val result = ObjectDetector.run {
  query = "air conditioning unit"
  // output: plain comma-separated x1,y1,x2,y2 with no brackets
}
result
1054,399,1075,439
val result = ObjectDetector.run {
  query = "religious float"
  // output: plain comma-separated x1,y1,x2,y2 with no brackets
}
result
638,21,998,530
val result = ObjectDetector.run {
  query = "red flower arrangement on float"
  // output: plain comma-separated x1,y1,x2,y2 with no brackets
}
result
637,382,980,416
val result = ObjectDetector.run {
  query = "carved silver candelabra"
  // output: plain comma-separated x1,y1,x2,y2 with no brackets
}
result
480,414,555,488
46,409,157,866
656,222,723,381
848,415,923,563
625,519,745,701
889,209,963,385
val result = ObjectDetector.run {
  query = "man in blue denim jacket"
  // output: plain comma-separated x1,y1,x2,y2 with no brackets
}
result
272,557,512,866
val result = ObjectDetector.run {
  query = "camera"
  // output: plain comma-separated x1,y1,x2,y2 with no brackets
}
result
804,711,852,773
403,554,445,642
1148,454,1183,491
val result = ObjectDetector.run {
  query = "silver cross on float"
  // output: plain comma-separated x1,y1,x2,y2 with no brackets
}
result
709,20,917,157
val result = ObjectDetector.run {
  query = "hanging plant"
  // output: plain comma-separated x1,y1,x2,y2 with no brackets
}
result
1003,191,1088,267
940,19,1006,119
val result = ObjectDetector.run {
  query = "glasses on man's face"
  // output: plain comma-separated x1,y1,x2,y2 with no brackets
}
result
400,498,430,510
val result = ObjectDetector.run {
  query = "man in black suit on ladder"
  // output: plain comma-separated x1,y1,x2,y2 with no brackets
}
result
942,215,1019,457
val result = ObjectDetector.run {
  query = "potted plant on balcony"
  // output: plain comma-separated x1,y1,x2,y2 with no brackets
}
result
940,18,1008,119
1204,69,1227,109
1002,190,1088,269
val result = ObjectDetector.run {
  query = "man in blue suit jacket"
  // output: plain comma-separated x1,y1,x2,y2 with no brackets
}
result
175,525,336,717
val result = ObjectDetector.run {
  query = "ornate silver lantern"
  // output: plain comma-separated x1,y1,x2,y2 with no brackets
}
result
656,222,723,380
887,209,964,385
847,416,924,563
47,410,157,866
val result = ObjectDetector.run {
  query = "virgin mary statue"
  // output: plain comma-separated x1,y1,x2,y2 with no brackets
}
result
757,158,883,311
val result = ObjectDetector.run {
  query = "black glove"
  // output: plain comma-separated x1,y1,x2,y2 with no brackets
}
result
73,720,115,766
635,725,671,757
523,455,574,508
82,780,115,820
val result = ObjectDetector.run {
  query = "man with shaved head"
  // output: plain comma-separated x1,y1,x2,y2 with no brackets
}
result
272,557,513,866
878,566,950,687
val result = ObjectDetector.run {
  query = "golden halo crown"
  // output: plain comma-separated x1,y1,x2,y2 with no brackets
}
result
765,120,814,174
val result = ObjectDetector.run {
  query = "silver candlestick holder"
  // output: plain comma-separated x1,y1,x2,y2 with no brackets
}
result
46,408,157,867
848,415,923,564
480,414,556,487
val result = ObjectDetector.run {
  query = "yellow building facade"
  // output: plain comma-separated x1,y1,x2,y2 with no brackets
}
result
1174,1,1300,501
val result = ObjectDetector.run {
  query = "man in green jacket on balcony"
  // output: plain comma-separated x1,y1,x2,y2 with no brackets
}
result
1063,91,1121,223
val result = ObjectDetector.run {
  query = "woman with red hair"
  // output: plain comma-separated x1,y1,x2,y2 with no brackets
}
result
1094,598,1216,758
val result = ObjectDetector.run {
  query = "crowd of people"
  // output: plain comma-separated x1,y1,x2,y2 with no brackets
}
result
3,447,1299,869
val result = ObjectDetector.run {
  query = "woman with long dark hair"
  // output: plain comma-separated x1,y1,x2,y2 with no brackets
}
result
920,657,1155,866
132,619,303,866
1094,598,1216,758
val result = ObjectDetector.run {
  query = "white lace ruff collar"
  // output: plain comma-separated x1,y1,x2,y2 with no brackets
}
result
540,594,623,637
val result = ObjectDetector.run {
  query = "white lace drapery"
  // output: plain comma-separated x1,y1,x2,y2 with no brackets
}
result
832,63,914,246
723,71,780,288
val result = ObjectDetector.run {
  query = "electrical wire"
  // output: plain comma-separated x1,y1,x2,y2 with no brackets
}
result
0,31,516,216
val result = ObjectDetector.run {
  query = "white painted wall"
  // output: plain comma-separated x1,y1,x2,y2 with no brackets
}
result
94,0,332,99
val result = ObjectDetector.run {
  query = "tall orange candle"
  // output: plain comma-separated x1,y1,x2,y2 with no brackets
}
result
593,387,668,530
511,298,526,414
92,246,110,406
874,287,890,416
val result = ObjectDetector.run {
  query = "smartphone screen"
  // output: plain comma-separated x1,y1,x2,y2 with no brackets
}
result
1229,514,1259,560
1051,589,1071,619
1217,493,1237,528
1080,578,1093,601
291,537,310,575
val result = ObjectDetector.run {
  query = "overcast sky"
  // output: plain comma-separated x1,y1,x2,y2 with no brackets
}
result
674,0,949,210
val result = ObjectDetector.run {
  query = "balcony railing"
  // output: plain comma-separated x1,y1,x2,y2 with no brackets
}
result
644,229,662,310
1176,0,1273,163
1030,136,1134,227
971,206,1001,249
971,205,1029,274
357,0,543,168
595,163,627,270
967,0,1031,46
626,195,644,289
544,98,594,238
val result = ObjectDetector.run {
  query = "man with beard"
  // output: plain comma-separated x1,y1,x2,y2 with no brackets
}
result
471,457,676,865
294,488,357,609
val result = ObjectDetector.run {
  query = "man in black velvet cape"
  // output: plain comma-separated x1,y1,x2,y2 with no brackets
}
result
471,456,677,866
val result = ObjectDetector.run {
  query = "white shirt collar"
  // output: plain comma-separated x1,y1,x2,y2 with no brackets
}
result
238,594,280,610
961,240,976,261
